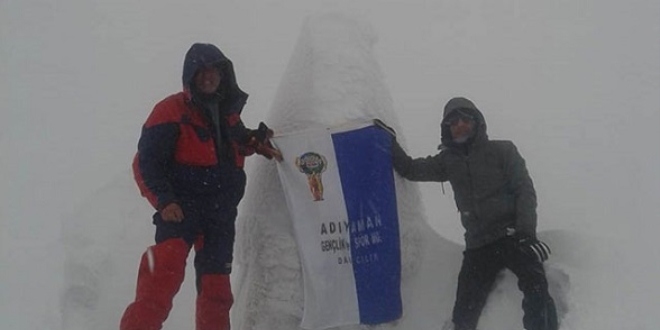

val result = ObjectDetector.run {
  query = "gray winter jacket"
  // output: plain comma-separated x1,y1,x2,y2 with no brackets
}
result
392,97,537,249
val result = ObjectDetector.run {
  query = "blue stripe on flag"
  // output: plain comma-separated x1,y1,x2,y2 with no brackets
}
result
332,126,402,325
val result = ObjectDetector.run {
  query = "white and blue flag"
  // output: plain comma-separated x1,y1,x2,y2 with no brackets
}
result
272,121,402,330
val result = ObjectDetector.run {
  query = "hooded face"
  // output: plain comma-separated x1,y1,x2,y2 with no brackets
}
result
443,109,476,143
440,97,487,148
193,66,222,95
181,43,249,115
182,43,229,93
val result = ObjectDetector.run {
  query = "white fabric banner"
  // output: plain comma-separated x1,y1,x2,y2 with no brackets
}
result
272,122,401,330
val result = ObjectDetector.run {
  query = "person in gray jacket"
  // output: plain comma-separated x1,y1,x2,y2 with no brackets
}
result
390,97,557,330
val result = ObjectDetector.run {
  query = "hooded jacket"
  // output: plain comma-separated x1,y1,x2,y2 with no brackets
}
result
133,43,256,210
392,97,538,249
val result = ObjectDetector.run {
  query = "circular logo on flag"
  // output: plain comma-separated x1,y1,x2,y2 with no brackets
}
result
296,152,327,201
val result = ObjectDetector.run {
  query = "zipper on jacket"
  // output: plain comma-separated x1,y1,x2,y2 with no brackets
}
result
464,155,478,219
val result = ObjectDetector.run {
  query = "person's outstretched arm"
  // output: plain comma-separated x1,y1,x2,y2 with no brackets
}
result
391,139,447,182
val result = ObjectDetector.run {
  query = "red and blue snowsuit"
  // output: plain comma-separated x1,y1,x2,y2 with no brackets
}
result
121,43,261,330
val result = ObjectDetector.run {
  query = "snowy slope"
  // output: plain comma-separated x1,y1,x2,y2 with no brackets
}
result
57,12,660,330
57,13,568,330
3,2,659,330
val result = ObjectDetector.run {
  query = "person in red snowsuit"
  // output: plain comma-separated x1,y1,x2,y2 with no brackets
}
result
120,43,281,330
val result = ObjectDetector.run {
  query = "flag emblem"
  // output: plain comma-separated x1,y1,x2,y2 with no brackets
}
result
295,152,328,201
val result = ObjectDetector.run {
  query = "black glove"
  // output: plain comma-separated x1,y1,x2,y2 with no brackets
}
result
373,119,396,137
513,235,551,263
246,122,282,161
246,122,273,144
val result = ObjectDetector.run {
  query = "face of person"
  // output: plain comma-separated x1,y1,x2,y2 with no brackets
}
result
193,66,222,94
444,112,476,143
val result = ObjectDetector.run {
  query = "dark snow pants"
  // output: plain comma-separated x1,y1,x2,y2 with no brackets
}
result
452,238,558,330
153,198,238,276
120,199,237,330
